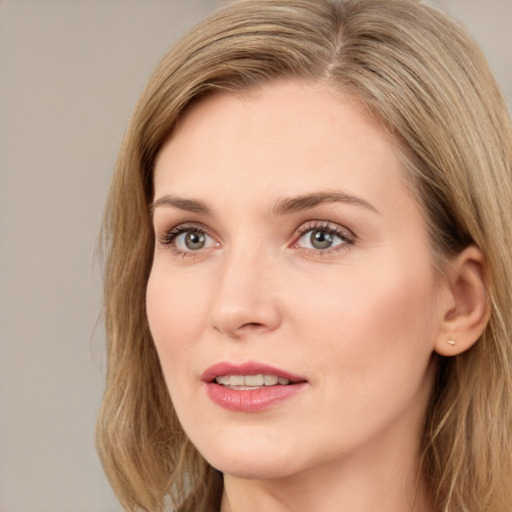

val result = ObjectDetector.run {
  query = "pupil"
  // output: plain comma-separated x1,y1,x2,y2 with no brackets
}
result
185,232,205,250
311,230,333,249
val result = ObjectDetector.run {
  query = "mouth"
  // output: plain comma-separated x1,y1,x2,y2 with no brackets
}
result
202,361,307,386
201,361,308,412
214,373,294,389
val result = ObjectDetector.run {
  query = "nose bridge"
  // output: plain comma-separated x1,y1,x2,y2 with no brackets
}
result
209,239,281,337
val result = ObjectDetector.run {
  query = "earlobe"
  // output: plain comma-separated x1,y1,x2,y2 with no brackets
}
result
434,246,490,357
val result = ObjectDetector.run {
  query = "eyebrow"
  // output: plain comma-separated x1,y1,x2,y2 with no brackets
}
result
271,191,378,215
150,190,378,217
150,195,212,215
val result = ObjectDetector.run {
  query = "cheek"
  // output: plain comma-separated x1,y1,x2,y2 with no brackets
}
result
146,268,209,383
279,260,439,452
287,257,439,378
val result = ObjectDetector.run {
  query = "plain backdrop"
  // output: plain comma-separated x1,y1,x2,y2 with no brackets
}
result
0,1,510,511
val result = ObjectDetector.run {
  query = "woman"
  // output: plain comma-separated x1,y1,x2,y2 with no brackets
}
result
96,0,512,511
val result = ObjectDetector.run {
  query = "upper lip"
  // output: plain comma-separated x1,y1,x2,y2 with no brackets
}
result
201,361,307,384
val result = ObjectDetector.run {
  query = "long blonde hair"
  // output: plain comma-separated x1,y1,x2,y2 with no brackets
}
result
96,1,512,510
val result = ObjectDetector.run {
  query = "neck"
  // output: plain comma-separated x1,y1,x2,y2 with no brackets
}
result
221,463,432,512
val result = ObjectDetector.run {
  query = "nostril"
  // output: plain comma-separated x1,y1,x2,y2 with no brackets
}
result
238,322,268,332
213,321,266,337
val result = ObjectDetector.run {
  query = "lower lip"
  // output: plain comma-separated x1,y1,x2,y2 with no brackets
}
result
205,382,307,412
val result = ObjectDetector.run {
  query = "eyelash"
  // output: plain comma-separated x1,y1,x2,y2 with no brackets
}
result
292,221,354,256
158,223,212,257
157,220,355,257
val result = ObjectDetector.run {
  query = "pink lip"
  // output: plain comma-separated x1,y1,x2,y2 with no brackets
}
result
201,361,308,413
201,361,306,383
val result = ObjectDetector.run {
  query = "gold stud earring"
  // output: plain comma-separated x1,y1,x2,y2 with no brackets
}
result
447,339,456,346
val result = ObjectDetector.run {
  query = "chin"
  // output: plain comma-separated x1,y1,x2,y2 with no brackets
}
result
195,434,302,480
210,457,295,480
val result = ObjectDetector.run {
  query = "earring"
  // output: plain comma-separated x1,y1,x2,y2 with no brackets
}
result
447,339,456,346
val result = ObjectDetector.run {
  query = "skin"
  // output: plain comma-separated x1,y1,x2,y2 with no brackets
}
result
146,82,456,512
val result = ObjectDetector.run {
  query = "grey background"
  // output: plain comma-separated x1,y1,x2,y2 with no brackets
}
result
0,1,510,511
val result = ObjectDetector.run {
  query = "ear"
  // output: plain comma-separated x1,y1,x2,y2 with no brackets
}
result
434,245,490,357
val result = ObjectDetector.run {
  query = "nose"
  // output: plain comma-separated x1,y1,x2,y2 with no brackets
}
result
209,246,282,338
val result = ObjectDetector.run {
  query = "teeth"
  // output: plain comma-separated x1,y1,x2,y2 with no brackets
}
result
244,374,264,386
230,375,245,386
215,375,231,386
264,374,278,386
214,374,291,387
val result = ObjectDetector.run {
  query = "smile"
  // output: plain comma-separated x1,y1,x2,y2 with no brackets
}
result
214,374,291,388
202,362,308,412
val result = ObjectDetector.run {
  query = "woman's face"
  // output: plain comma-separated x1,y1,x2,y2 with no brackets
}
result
147,82,447,480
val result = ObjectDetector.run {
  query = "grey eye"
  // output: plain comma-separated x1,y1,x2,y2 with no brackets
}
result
310,230,335,249
184,231,206,250
297,228,345,250
174,230,214,251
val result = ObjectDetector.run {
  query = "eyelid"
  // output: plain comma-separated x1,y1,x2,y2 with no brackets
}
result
156,219,355,257
291,220,355,252
157,222,220,255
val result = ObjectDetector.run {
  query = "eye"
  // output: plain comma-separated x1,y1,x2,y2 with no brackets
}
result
159,224,218,254
298,229,343,250
176,230,210,251
293,222,354,252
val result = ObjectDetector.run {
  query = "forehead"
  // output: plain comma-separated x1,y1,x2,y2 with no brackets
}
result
153,81,412,217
